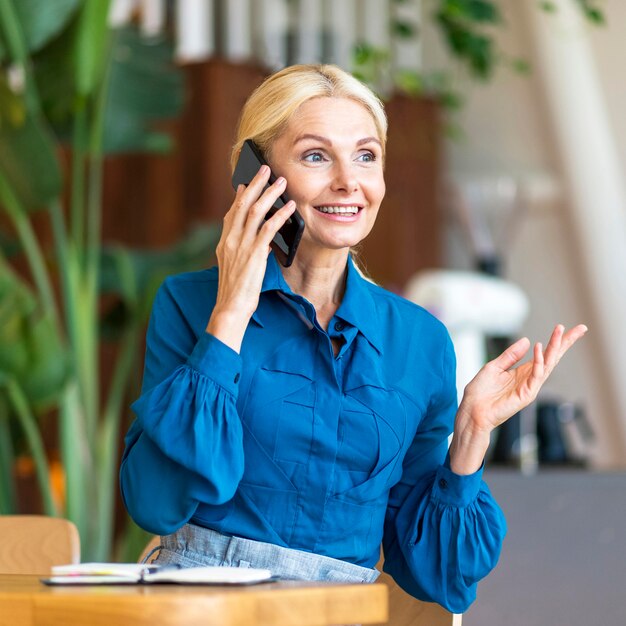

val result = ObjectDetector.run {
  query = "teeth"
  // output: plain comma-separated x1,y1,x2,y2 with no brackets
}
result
315,206,360,214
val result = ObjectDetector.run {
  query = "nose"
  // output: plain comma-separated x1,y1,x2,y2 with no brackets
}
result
330,159,358,193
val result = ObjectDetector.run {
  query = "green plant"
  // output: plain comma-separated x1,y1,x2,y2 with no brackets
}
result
352,0,605,105
0,0,219,560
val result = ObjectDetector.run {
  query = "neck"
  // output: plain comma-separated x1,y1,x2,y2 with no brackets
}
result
280,247,350,311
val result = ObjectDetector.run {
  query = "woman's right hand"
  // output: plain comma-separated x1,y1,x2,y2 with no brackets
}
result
206,165,296,353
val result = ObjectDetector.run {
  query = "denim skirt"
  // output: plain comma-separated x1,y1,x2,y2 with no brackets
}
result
151,523,380,585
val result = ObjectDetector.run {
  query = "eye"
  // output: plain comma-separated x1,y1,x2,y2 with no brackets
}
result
302,151,326,163
357,151,376,163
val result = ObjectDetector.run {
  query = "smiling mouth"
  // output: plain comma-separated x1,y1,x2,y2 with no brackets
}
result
314,205,362,215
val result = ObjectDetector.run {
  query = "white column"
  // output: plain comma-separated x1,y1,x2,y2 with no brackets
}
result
392,0,422,71
293,0,323,64
252,0,289,70
109,0,137,27
324,0,357,70
524,2,626,436
222,0,252,61
175,0,214,62
361,0,390,49
139,0,166,36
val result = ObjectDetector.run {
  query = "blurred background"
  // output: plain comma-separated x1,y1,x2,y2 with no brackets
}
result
0,0,624,624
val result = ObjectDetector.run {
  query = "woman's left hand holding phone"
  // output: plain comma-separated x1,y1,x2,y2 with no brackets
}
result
206,165,296,353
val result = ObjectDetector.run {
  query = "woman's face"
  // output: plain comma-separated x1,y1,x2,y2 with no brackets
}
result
268,97,385,255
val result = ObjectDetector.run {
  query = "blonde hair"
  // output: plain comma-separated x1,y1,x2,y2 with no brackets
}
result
230,64,388,172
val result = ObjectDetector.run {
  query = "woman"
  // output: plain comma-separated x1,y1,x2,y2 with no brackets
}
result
120,64,586,612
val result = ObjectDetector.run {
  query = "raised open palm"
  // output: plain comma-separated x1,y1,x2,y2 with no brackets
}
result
460,323,588,434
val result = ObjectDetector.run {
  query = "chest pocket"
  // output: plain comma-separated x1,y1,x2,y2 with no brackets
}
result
240,337,316,489
332,366,408,504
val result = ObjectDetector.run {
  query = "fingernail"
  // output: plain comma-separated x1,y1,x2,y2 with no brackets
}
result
276,176,286,186
260,165,269,175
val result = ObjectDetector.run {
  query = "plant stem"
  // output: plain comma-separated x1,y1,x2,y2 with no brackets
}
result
81,32,114,474
59,382,90,552
0,0,43,114
4,377,58,517
0,1,27,62
48,199,77,344
95,322,142,560
0,171,59,330
70,100,88,258
0,396,16,514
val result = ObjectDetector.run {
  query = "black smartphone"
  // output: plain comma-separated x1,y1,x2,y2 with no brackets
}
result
231,139,305,267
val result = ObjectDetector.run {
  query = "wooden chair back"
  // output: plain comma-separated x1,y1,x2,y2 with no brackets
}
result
138,535,161,564
0,515,80,575
374,553,462,626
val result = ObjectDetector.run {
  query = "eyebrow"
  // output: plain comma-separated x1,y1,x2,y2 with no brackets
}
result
293,133,382,148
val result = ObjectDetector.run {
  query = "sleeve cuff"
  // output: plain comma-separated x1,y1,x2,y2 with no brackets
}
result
431,460,484,507
187,332,243,396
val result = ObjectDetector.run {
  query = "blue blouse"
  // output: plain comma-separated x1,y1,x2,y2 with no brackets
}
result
120,252,506,613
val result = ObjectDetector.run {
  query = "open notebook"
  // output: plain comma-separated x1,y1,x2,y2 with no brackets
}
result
41,562,275,586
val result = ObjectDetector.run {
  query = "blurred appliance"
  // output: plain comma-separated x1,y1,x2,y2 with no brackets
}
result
405,270,529,400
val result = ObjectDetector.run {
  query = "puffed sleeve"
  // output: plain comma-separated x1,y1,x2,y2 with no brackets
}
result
119,276,245,535
382,335,507,613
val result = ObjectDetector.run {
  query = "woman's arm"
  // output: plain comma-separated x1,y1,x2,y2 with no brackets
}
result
383,334,506,613
384,324,586,612
207,166,296,353
120,279,246,534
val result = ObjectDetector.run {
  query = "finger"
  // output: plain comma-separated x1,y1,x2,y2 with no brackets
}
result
229,165,272,230
542,324,565,372
491,336,531,371
530,342,544,384
544,323,588,373
242,176,289,241
558,324,588,357
256,200,297,250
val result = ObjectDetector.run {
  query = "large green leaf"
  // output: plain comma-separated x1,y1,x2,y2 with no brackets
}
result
0,98,62,211
21,309,70,410
74,0,110,97
99,224,221,336
102,27,185,154
0,264,69,411
31,11,80,135
0,271,33,376
0,73,25,127
12,0,82,55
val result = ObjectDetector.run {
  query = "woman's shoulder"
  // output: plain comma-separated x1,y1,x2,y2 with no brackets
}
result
163,265,219,287
154,266,219,311
160,265,218,294
363,280,449,338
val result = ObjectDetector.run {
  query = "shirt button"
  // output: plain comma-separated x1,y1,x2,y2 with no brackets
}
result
334,321,346,332
234,373,240,384
438,478,448,490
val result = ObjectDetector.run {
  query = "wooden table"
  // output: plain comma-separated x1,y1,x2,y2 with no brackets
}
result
0,574,388,626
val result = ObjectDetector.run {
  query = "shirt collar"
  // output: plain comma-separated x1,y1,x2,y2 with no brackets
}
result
335,255,383,354
250,252,296,327
260,250,290,294
252,252,384,354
